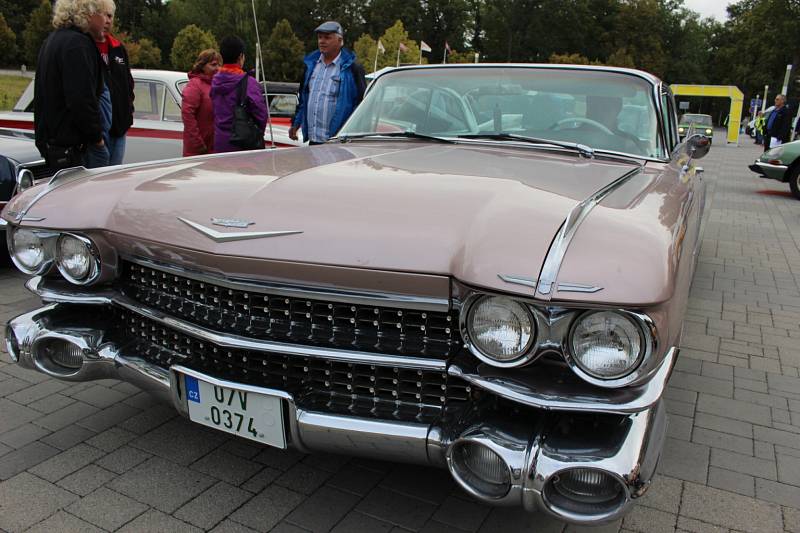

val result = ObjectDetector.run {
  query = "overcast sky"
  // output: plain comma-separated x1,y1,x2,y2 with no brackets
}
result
683,0,732,21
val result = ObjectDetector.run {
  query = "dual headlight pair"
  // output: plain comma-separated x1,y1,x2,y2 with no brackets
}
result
9,227,100,284
465,296,647,382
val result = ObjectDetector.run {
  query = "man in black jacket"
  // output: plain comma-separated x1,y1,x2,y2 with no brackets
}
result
34,0,111,169
766,94,792,149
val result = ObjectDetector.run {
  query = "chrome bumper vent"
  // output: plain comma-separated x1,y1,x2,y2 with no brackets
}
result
110,308,470,422
118,261,461,359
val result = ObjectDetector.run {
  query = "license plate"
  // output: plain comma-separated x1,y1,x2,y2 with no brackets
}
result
184,375,286,448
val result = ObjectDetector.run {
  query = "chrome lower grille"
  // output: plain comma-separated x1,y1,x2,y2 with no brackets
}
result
118,261,461,360
109,308,470,422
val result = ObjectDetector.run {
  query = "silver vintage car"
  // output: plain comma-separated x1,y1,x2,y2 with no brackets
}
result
2,64,709,525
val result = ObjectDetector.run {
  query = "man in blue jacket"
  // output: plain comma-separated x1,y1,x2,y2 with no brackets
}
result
289,21,366,144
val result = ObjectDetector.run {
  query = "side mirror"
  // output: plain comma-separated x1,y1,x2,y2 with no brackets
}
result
15,168,35,193
685,133,710,159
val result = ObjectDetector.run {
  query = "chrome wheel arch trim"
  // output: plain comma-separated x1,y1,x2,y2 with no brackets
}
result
536,166,643,300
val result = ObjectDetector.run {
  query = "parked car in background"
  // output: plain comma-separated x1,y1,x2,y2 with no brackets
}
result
678,113,713,141
749,139,800,198
0,128,41,259
0,69,302,162
2,63,709,526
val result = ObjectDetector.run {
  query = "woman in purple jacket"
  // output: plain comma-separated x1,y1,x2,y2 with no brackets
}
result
210,36,268,153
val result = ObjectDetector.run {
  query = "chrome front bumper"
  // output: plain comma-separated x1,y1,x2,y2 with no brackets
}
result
6,300,669,525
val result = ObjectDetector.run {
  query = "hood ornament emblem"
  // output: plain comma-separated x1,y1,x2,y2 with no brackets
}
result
211,217,254,229
178,217,302,243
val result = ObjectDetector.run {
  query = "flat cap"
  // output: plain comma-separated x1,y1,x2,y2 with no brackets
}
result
314,21,343,36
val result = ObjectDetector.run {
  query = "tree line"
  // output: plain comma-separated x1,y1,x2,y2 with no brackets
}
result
1,0,798,106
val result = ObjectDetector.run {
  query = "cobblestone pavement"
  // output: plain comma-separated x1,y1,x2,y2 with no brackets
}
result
1,135,799,532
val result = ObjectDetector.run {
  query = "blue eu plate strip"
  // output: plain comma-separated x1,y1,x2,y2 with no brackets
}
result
185,375,201,403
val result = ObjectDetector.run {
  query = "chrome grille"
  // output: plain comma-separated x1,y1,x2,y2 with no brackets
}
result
110,308,470,422
118,261,461,359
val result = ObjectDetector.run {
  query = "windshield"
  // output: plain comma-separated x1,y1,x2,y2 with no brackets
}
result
679,114,712,126
340,67,663,158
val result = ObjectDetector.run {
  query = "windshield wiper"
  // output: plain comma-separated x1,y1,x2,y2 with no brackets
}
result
457,133,596,159
336,131,456,144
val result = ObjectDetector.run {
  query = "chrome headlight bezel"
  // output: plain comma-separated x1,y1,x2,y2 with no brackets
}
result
7,226,58,276
56,233,101,285
565,310,654,386
462,294,537,368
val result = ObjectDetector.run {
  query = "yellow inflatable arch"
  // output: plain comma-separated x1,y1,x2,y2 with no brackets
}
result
670,84,744,145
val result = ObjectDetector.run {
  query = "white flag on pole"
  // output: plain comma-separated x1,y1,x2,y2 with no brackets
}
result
420,41,432,53
377,40,386,54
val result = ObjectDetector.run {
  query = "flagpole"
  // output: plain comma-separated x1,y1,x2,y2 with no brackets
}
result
396,44,401,67
419,47,422,65
374,45,378,73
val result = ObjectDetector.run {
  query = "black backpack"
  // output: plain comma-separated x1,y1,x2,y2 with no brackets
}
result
229,75,264,150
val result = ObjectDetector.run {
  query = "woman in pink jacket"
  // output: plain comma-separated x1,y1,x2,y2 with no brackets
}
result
181,49,221,156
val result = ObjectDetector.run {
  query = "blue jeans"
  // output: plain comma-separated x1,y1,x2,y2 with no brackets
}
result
106,135,126,165
84,143,110,168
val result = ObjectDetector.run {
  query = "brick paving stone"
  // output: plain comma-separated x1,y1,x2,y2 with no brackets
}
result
40,423,96,450
66,486,149,530
710,448,777,480
174,481,252,530
25,510,105,533
28,392,76,413
784,507,800,533
330,511,394,533
34,400,100,431
253,445,306,471
697,394,773,426
356,486,438,531
275,461,336,495
671,371,734,398
0,421,50,448
676,516,729,533
694,412,754,438
416,520,471,533
477,508,564,533
621,505,677,533
327,463,385,496
379,464,457,505
754,426,800,449
230,484,305,532
0,376,31,396
708,466,756,497
130,417,227,465
117,403,176,434
240,465,281,494
117,508,204,532
693,427,754,455
0,440,60,480
776,453,800,486
29,443,106,482
641,475,682,514
659,437,710,484
210,519,261,533
72,383,130,408
94,444,152,474
284,485,360,532
0,396,39,431
301,452,352,473
107,456,216,513
430,494,492,532
755,478,800,508
190,448,264,485
7,379,68,404
56,463,117,496
77,402,140,432
681,482,783,532
0,471,79,531
85,426,137,452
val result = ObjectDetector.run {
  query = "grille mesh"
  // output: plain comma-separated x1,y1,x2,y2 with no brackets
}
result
118,261,461,359
109,308,471,422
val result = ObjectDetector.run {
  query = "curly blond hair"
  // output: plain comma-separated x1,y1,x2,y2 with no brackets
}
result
52,0,116,31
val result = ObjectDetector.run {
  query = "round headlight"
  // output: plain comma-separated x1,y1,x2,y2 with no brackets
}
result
705,128,712,135
467,296,534,365
10,228,52,274
56,234,99,284
570,311,643,379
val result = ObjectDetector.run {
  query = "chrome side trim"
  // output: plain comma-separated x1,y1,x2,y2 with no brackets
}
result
177,217,303,243
754,161,788,171
537,166,643,300
126,256,450,311
555,283,603,294
26,277,447,371
498,275,538,289
450,347,676,415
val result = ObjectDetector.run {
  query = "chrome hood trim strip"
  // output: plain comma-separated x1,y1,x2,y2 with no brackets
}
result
26,276,447,371
126,256,450,312
536,166,643,300
177,217,303,243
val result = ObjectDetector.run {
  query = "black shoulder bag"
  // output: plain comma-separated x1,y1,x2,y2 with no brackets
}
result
229,75,264,150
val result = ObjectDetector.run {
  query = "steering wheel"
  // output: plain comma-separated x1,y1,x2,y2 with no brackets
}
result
548,117,614,135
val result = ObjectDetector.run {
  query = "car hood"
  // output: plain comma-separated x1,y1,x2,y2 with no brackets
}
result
9,141,667,300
